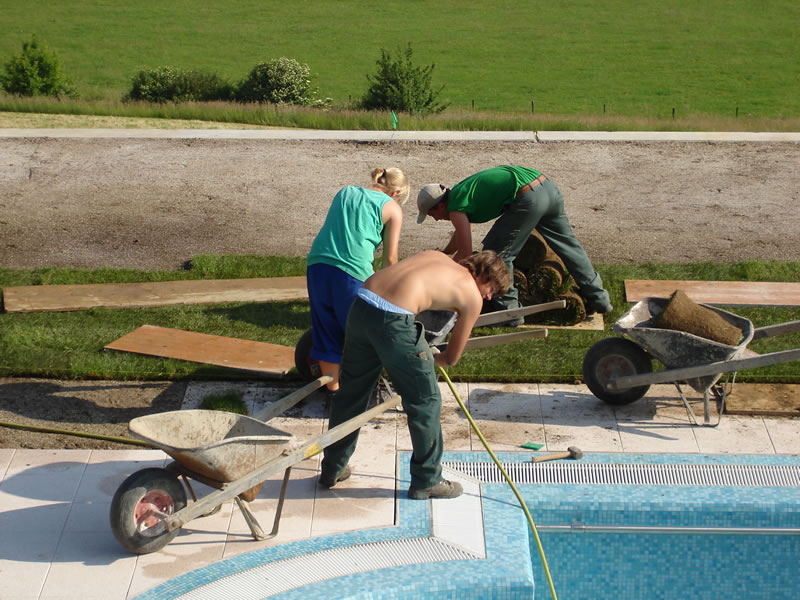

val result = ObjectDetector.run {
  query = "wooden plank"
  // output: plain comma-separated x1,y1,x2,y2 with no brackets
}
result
104,325,295,377
2,277,308,313
521,313,605,331
725,383,800,417
624,280,800,307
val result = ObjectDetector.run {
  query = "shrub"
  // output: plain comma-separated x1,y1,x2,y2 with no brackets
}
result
360,43,447,115
236,57,312,105
123,66,234,103
0,36,76,98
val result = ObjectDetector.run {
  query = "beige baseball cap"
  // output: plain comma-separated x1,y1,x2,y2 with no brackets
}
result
416,183,448,223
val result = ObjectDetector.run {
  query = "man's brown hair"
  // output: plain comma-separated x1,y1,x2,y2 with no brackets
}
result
459,250,510,295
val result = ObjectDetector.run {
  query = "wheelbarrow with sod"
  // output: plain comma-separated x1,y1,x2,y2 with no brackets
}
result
582,297,800,426
110,376,400,554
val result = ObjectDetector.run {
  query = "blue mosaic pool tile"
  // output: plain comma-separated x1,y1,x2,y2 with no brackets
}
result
135,452,800,600
473,453,800,600
528,528,800,600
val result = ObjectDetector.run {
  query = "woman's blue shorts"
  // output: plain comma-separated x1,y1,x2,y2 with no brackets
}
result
306,262,364,363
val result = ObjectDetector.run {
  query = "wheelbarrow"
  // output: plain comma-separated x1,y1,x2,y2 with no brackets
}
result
582,297,800,426
109,376,400,554
110,302,561,554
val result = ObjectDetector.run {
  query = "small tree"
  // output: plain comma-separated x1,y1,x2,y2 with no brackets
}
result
360,43,447,115
0,36,76,98
236,57,312,105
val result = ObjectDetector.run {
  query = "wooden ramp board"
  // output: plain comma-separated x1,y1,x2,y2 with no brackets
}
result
521,313,605,331
725,383,800,417
2,277,308,313
104,325,296,377
624,280,800,307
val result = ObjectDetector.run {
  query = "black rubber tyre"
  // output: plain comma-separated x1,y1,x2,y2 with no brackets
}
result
582,337,653,405
109,468,187,554
294,328,321,382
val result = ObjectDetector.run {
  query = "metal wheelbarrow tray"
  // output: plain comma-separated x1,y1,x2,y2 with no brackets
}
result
583,297,800,426
129,409,296,483
109,377,400,554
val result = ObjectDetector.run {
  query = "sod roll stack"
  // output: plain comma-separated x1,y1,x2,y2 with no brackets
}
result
514,231,587,325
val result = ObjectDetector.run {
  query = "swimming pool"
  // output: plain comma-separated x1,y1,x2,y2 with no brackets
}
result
133,452,800,600
466,453,800,600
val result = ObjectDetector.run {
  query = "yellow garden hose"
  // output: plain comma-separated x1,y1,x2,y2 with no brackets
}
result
438,366,558,600
0,420,152,447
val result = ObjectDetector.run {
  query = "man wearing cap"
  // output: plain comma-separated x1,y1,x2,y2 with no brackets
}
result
417,165,612,325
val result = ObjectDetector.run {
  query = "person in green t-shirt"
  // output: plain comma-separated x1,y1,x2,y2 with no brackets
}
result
307,168,409,393
416,165,611,325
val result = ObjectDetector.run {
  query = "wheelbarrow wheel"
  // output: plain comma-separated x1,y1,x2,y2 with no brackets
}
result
583,337,653,405
294,328,321,382
110,467,187,554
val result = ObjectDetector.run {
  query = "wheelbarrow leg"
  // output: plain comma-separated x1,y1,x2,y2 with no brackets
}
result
675,382,727,427
675,382,702,426
235,466,292,541
235,496,266,540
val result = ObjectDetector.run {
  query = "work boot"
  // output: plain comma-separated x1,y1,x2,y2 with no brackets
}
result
408,479,463,500
319,465,351,488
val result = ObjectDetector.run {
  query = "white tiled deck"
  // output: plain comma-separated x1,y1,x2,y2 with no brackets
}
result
1,380,798,599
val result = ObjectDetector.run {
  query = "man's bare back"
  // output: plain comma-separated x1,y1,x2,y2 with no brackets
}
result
363,250,488,366
364,250,480,314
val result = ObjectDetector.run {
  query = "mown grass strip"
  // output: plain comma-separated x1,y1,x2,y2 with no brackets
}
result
1,256,798,384
1,1,798,119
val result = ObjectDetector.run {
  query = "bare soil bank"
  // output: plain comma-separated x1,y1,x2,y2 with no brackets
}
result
2,137,799,269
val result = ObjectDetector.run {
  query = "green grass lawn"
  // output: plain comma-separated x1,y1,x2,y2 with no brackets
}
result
1,256,798,384
2,0,799,120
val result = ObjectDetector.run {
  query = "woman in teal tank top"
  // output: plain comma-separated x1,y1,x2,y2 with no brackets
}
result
306,167,409,393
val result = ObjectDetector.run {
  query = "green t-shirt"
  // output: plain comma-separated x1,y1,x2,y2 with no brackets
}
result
307,186,390,281
447,165,541,223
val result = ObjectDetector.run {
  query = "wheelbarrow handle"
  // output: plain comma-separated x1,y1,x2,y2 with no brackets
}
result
752,320,800,341
436,328,548,353
608,348,800,390
253,375,333,422
473,300,566,328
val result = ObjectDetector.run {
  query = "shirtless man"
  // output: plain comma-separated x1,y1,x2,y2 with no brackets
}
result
319,250,510,499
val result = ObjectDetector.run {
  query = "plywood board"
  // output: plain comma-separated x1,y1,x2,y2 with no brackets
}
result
625,280,800,307
725,383,800,417
2,277,308,313
521,313,605,331
104,325,295,377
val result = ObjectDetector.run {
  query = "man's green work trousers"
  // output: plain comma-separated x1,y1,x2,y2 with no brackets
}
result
481,178,610,310
321,296,444,490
